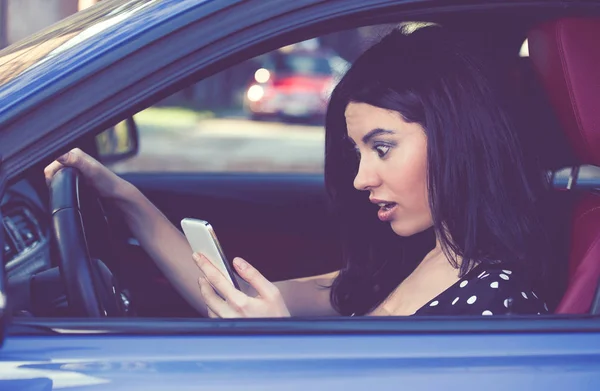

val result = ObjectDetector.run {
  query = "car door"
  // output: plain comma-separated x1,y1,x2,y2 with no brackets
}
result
3,317,600,391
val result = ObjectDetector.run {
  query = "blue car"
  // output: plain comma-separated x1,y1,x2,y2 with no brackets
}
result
0,0,600,389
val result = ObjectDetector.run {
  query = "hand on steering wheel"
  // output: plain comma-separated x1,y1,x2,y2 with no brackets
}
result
46,151,129,317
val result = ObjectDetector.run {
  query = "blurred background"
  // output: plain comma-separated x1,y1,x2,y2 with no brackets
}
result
0,0,392,174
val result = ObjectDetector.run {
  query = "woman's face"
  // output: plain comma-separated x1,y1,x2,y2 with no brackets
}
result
345,102,432,237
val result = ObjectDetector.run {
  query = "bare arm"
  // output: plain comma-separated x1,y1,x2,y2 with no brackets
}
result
116,183,339,317
274,271,339,316
45,148,339,318
114,183,214,316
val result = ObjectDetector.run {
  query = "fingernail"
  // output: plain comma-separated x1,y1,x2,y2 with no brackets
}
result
192,253,201,263
233,257,247,271
57,152,70,163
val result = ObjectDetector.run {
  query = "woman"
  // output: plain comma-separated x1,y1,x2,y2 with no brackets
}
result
45,26,551,318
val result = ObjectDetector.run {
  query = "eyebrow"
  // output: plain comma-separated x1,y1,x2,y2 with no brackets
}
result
362,128,395,144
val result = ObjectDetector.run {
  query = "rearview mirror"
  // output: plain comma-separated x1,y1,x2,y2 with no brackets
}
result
96,117,139,164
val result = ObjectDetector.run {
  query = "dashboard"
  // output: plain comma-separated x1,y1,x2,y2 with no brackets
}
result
3,180,52,315
0,177,178,318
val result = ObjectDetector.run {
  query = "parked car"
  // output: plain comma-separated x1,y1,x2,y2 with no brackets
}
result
0,0,599,390
244,50,339,122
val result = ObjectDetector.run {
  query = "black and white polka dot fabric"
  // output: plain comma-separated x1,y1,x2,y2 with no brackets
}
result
414,261,549,316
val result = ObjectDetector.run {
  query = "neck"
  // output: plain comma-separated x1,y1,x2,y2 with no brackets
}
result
428,234,462,268
421,245,445,266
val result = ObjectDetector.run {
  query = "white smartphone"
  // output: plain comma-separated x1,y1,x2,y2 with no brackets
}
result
181,218,240,290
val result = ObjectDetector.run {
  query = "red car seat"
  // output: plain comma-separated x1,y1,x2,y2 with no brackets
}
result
528,18,600,314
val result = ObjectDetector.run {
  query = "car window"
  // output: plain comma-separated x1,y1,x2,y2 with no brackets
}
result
106,33,361,175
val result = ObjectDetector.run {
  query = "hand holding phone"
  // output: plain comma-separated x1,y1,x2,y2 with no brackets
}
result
184,218,291,318
181,218,240,290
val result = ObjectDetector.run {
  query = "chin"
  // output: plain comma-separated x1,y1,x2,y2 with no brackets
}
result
390,219,432,237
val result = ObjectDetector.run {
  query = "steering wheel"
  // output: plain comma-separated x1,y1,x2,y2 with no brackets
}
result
49,167,126,317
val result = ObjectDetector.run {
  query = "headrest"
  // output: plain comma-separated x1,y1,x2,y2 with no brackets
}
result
528,18,600,166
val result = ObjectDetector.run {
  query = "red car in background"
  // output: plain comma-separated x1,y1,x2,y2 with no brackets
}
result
244,49,345,123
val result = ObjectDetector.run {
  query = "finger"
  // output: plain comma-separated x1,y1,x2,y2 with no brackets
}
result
58,148,84,164
199,276,228,317
44,160,65,186
60,148,93,174
193,253,247,303
55,148,83,167
198,276,238,318
45,148,96,188
232,257,280,301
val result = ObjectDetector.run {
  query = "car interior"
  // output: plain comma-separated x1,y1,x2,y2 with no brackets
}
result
3,12,600,320
528,17,600,315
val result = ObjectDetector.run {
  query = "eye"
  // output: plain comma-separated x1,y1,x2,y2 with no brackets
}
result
374,144,390,158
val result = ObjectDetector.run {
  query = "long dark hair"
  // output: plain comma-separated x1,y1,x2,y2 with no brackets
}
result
325,26,553,316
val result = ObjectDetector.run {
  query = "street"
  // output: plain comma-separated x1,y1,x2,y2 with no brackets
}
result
109,114,325,174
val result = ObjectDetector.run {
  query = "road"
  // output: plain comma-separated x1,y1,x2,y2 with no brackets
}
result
109,116,325,173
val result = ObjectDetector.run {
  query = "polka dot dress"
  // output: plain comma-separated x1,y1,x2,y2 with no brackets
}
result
413,261,549,316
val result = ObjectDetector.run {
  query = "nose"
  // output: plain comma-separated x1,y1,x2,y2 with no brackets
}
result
353,157,380,191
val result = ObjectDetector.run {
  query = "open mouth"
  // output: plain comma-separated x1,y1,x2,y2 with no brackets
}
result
378,202,396,211
377,202,398,222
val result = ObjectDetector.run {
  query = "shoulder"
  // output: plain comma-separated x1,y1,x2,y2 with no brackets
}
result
417,262,549,316
459,263,548,315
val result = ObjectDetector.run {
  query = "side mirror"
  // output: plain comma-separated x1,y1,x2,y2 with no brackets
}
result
95,117,139,164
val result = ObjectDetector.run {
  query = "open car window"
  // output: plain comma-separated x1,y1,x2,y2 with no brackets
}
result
105,32,358,175
86,21,573,321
